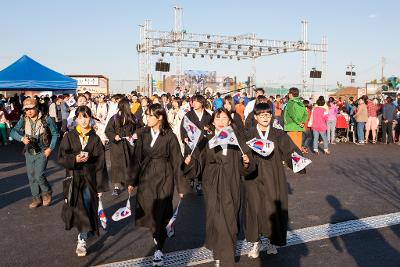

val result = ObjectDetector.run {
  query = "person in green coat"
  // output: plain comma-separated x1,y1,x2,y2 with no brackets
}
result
283,87,308,149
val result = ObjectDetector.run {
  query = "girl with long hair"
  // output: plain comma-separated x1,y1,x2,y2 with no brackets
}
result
105,98,139,196
127,103,189,267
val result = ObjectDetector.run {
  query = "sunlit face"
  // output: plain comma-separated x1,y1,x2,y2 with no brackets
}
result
172,100,179,109
146,110,162,128
223,101,232,111
141,98,148,107
76,113,90,129
255,112,272,128
192,99,203,110
25,108,38,118
213,112,231,131
77,96,87,107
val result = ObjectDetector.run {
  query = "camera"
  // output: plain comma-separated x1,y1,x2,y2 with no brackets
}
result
26,136,41,154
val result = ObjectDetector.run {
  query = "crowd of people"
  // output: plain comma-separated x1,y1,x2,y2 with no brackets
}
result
1,87,400,266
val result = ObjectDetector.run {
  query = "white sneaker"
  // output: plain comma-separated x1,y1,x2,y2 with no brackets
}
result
266,240,278,255
214,259,220,267
248,241,261,258
153,250,164,266
76,235,87,257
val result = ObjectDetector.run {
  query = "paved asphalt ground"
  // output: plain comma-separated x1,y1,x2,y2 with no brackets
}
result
1,142,399,267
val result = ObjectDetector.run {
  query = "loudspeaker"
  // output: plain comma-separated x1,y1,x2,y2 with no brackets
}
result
310,70,322,78
345,71,356,76
155,62,170,72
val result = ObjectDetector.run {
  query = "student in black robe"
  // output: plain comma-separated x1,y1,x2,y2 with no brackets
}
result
180,94,212,194
184,108,256,267
105,98,139,196
58,106,109,257
244,103,301,258
223,95,244,132
127,103,189,267
244,95,270,130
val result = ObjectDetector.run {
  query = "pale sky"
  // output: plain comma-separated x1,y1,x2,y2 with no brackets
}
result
1,0,399,90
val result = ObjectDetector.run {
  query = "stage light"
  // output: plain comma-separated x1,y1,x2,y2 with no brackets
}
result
268,47,272,52
243,51,248,55
217,43,221,48
283,48,287,53
229,55,233,59
199,42,203,46
161,52,165,57
169,52,173,56
195,48,199,52
214,49,217,53
205,49,208,54
184,54,187,57
217,55,221,59
187,48,190,53
235,51,239,55
237,57,240,61
192,54,196,58
238,45,241,49
201,54,204,58
259,47,262,52
225,50,228,54
249,46,253,50
208,43,211,48
207,35,210,39
228,44,231,49
210,55,213,59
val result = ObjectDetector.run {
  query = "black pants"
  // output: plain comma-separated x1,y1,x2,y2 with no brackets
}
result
382,121,393,144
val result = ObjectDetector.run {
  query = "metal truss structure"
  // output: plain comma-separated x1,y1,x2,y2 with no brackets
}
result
137,7,328,96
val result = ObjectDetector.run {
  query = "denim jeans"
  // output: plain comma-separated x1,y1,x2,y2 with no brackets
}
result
79,186,92,241
326,120,336,143
25,152,51,199
357,122,365,142
302,130,313,150
313,130,329,151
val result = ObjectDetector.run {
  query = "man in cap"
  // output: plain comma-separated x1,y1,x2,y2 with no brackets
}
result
10,98,58,208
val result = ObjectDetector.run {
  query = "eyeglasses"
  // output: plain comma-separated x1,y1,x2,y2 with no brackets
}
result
257,113,272,119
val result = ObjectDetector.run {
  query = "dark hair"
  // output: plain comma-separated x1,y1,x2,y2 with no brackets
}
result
84,91,91,98
146,103,171,135
223,97,235,113
117,98,136,126
316,96,325,106
255,95,268,104
172,97,182,106
386,96,393,103
289,87,300,97
254,102,273,115
255,88,264,94
75,105,92,118
210,108,233,132
191,94,206,108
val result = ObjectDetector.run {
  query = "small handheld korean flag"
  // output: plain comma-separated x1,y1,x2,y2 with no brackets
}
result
246,138,275,157
123,134,137,146
66,97,76,107
97,196,108,229
291,151,312,173
273,119,283,130
209,126,245,154
166,200,181,238
183,116,202,151
112,195,132,221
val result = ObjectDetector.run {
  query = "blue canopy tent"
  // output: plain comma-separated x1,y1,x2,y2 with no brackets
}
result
0,55,76,92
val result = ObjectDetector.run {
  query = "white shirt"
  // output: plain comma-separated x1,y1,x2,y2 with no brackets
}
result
150,128,160,147
257,124,270,140
194,110,204,122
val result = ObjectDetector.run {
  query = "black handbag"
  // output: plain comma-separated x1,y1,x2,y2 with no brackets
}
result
62,176,74,206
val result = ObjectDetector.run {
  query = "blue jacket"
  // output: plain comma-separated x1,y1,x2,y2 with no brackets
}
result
382,103,397,121
11,114,58,151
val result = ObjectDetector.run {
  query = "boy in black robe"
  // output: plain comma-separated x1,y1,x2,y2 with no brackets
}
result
244,102,301,258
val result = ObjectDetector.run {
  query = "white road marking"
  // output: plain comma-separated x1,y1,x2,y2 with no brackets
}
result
96,212,400,267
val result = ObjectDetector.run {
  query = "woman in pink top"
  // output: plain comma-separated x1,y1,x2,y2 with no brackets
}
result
311,97,330,154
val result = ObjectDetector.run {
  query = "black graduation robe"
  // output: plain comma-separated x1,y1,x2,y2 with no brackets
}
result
126,127,189,243
58,129,109,235
244,125,299,246
105,114,138,184
192,128,256,266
